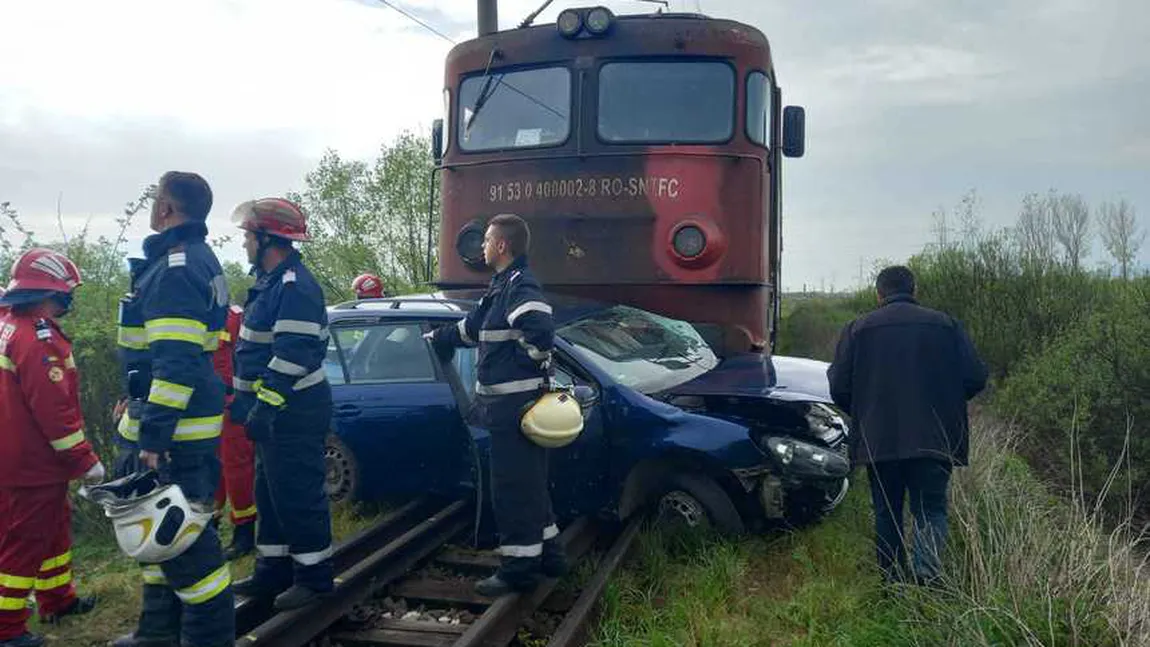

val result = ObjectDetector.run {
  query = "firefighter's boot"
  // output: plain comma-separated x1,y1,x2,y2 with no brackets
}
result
475,556,541,597
41,594,97,624
224,522,256,561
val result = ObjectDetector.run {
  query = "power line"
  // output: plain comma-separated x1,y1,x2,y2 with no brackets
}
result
373,0,457,44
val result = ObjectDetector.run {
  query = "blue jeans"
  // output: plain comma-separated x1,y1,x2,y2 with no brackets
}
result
867,458,952,584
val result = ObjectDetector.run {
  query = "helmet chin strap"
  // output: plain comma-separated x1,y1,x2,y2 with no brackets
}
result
249,231,272,276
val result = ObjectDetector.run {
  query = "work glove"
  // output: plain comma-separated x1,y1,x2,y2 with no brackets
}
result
244,401,278,442
82,461,106,485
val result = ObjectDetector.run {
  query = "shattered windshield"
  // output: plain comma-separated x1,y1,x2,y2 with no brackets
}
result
556,305,718,394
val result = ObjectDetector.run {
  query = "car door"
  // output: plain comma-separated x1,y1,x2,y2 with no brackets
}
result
328,318,472,500
545,356,610,519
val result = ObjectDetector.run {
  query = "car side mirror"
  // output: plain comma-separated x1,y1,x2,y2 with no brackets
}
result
572,385,598,408
782,105,805,158
431,119,444,166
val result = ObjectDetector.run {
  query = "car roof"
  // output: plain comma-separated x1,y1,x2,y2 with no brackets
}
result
327,291,612,325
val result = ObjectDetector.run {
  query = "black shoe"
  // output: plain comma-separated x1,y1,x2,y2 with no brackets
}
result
41,594,96,624
272,585,332,611
108,634,178,647
0,633,45,647
224,523,256,561
475,574,517,597
541,541,569,579
232,576,290,601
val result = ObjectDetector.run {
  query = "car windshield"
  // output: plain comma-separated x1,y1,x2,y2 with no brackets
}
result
556,305,718,394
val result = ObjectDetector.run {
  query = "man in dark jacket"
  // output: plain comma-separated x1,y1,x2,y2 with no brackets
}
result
827,265,987,585
427,213,566,597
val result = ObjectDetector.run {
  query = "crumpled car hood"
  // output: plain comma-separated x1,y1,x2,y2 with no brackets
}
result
664,353,834,404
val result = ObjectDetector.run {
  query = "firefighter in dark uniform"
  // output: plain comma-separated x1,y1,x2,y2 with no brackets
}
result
428,213,568,597
228,198,334,611
111,172,234,647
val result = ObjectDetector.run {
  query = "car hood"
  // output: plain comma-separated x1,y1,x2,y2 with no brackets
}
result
664,353,834,404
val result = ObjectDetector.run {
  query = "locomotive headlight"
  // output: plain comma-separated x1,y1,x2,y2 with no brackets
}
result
672,224,706,258
455,222,487,270
585,7,614,35
557,9,583,38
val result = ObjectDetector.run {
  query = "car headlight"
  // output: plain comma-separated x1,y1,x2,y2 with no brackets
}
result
762,436,850,480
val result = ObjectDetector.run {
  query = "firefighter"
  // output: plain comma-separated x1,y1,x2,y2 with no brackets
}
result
0,249,105,647
351,273,385,299
111,171,233,647
228,198,334,611
212,304,257,560
427,213,567,597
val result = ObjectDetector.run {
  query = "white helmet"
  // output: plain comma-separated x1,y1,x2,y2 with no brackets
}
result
81,471,213,563
520,390,584,448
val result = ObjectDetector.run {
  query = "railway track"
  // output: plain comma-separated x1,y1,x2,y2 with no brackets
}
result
231,498,642,647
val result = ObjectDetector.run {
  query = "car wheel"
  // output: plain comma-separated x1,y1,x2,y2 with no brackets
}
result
654,472,745,535
324,434,358,503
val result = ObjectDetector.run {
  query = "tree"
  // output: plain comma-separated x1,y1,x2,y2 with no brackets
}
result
1050,191,1091,271
1015,192,1057,272
295,131,439,302
1097,199,1144,280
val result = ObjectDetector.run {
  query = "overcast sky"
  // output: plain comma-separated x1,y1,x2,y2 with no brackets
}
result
1,0,1147,290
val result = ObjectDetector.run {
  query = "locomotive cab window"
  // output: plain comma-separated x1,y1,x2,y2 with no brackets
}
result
457,66,571,151
597,60,735,144
746,71,773,147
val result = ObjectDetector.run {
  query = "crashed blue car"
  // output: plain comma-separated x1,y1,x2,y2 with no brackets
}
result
321,294,850,533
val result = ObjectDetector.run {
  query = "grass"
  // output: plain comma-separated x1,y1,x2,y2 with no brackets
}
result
31,500,387,646
594,414,1150,647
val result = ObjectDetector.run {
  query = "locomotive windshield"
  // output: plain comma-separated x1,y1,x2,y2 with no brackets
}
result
458,65,571,151
597,60,735,143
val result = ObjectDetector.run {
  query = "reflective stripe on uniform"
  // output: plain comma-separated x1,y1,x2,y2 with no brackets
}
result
240,326,274,344
497,543,543,557
119,415,221,442
119,414,140,441
257,386,286,408
543,524,559,541
35,572,71,591
291,546,333,566
268,356,308,377
117,326,148,350
0,355,14,372
49,429,86,451
141,565,167,585
233,504,258,521
0,573,34,589
293,368,327,391
475,377,545,396
145,318,208,345
479,329,522,343
257,544,289,558
41,552,71,571
63,354,76,369
456,319,474,346
273,320,323,337
233,377,256,393
203,331,222,352
518,340,550,362
148,379,194,410
0,596,29,611
172,415,224,441
507,301,552,326
174,565,231,605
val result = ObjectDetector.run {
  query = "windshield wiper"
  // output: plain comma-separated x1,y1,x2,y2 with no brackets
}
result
464,48,503,138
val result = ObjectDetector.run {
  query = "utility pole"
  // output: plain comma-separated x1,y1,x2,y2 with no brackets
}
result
478,0,498,36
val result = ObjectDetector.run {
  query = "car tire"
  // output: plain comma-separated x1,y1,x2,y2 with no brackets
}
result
654,472,745,535
324,434,359,503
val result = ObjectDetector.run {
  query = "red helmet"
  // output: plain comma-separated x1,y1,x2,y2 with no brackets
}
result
5,248,82,294
231,198,311,241
352,273,384,299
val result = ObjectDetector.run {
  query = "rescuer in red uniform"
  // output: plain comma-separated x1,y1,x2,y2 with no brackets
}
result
352,273,384,299
212,304,258,560
0,249,106,647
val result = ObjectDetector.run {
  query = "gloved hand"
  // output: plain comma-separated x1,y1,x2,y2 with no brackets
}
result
82,461,106,485
423,328,455,363
244,401,278,442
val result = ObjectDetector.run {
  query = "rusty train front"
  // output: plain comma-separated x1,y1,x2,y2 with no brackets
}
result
434,7,805,356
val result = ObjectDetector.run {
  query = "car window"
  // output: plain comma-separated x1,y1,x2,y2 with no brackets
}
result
332,323,436,384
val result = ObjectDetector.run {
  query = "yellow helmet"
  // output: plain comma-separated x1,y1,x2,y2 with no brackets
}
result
521,390,584,448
